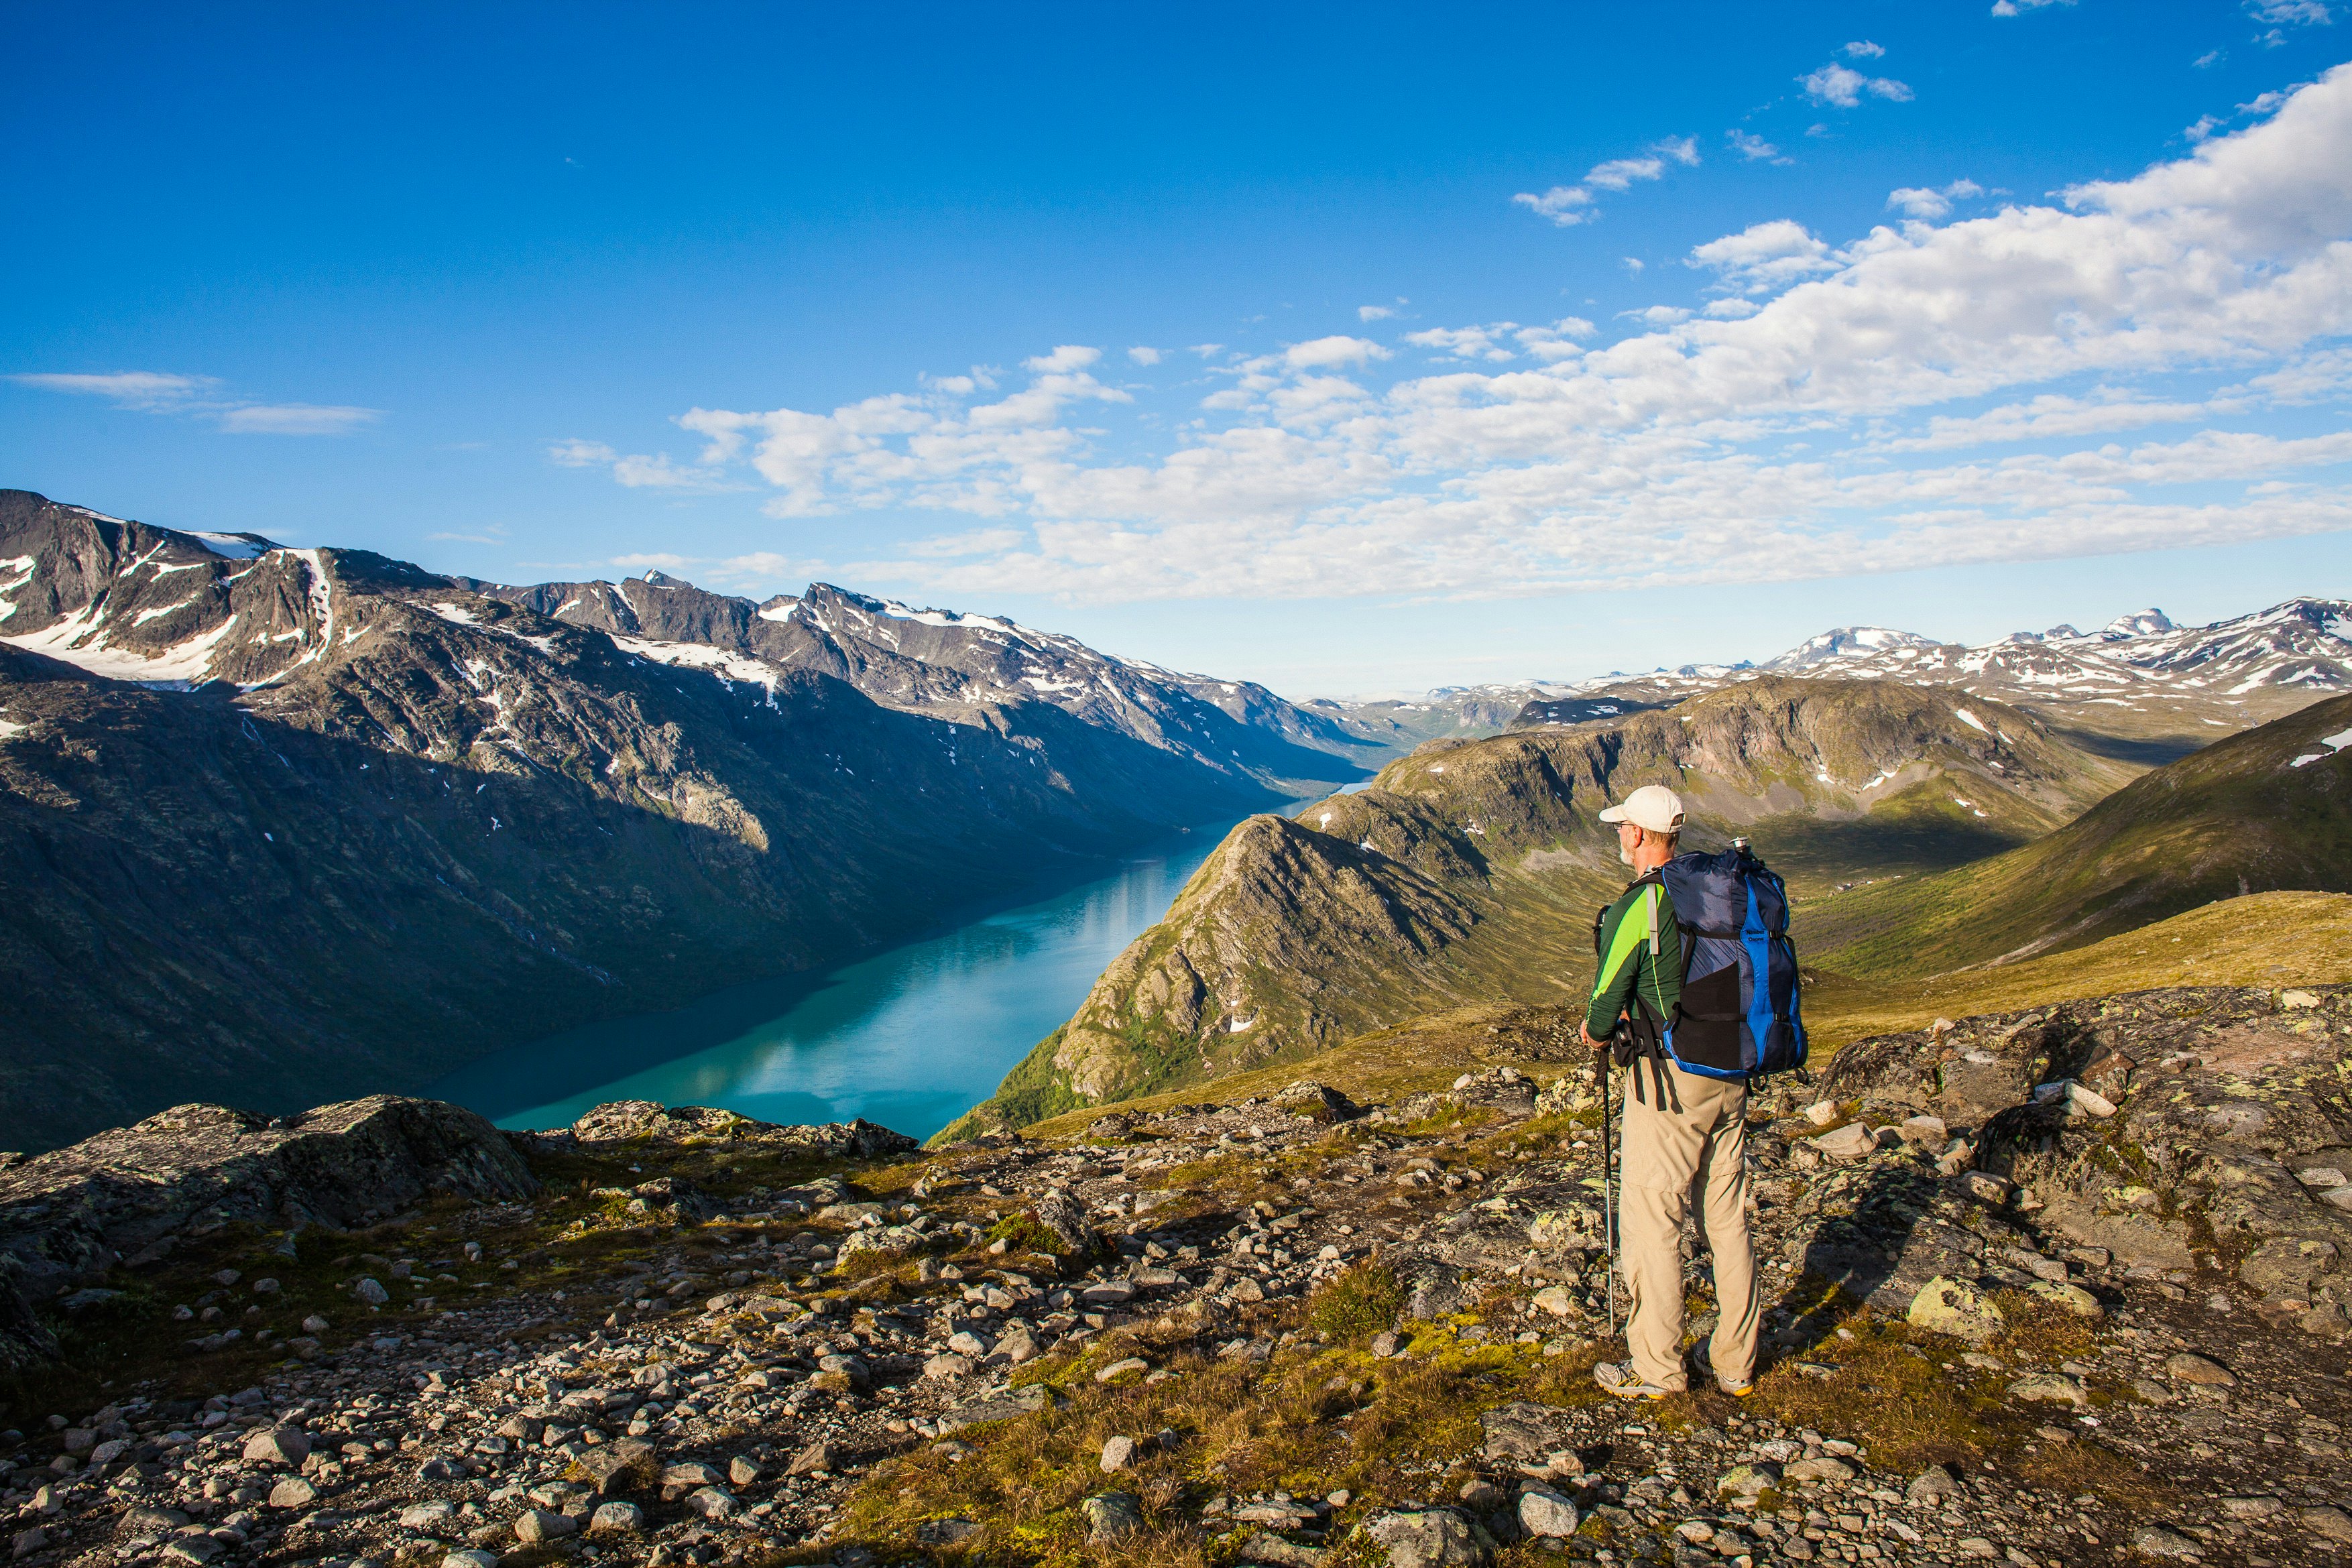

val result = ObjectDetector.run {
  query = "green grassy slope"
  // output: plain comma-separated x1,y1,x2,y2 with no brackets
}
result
1805,690,2352,981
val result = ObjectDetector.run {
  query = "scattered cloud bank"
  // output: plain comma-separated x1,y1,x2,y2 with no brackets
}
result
9,371,380,435
565,66,2352,604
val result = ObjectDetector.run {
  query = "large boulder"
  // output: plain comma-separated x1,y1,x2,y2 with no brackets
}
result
0,1095,536,1370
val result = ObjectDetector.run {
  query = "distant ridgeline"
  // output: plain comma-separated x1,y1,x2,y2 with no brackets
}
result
948,674,2352,1141
0,489,1388,1152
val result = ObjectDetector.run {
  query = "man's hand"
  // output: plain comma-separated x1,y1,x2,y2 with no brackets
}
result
1580,1020,1602,1049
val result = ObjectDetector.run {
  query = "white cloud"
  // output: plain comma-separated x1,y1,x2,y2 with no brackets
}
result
2196,48,2227,66
1127,347,1163,365
614,65,2352,605
12,371,375,433
1357,305,1395,322
610,552,697,573
1844,40,1887,57
1726,129,1785,162
1992,0,2074,12
1802,62,1914,107
1886,178,1987,219
9,371,218,408
611,453,729,489
1688,219,1836,292
1514,137,1696,226
548,438,620,467
1284,336,1391,370
1022,345,1102,373
2246,0,2331,22
1405,324,1519,361
216,404,381,436
1512,185,1596,227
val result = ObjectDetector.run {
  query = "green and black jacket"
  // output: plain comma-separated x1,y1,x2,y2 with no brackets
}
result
1586,873,1682,1045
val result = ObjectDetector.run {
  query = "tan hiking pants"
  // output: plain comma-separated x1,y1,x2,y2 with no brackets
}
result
1616,1058,1759,1392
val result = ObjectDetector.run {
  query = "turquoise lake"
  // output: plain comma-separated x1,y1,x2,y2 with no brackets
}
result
425,823,1230,1143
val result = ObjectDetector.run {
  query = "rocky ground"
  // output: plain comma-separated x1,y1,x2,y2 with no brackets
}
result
3,984,2349,1568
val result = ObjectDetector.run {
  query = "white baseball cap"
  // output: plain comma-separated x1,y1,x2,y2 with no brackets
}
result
1598,784,1686,834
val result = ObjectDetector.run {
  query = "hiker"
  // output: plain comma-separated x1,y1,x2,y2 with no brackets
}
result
1581,783,1759,1400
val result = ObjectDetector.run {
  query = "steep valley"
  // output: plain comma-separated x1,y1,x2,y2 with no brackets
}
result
0,491,1370,1152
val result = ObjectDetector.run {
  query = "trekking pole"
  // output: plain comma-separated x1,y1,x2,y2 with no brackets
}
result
1598,1030,1619,1337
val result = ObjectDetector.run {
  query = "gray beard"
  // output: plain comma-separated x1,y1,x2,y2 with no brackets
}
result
1619,841,1634,867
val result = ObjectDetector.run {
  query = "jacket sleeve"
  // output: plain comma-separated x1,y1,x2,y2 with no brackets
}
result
1586,884,1655,1037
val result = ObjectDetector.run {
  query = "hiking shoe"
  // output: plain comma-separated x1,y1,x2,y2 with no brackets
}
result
1593,1361,1671,1401
1686,1342,1754,1398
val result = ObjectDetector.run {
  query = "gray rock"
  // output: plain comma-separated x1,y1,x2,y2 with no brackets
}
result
1479,1402,1578,1469
241,1427,310,1465
1363,1507,1494,1567
2165,1352,2235,1386
915,1518,980,1545
2008,1373,2089,1409
685,1486,738,1520
575,1437,655,1495
399,1502,457,1529
1906,1465,1964,1503
924,1351,973,1379
1718,1463,1781,1498
442,1553,498,1568
266,1477,318,1510
352,1277,390,1307
2219,1496,2282,1519
514,1510,577,1543
1810,1124,1877,1161
1100,1435,1136,1471
1031,1188,1099,1257
588,1502,644,1534
727,1456,760,1487
786,1443,836,1476
1518,1487,1580,1539
1083,1492,1144,1545
2130,1524,2202,1559
937,1384,1055,1433
1784,1456,1857,1483
1371,1330,1402,1358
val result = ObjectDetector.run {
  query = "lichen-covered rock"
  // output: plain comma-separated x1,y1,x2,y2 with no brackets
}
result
1907,1276,2005,1343
1362,1507,1495,1567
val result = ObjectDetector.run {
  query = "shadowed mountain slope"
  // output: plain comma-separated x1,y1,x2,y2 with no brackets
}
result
1806,690,2352,980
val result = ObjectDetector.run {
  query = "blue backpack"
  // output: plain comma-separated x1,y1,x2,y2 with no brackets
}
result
1641,843,1809,1081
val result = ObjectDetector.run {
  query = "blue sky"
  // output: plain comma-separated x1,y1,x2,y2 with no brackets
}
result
6,1,2350,696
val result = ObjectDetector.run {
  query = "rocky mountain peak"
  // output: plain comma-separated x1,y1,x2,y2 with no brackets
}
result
2099,607,2174,640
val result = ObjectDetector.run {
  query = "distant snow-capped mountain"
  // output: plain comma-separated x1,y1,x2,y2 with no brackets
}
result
1746,599,2352,701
